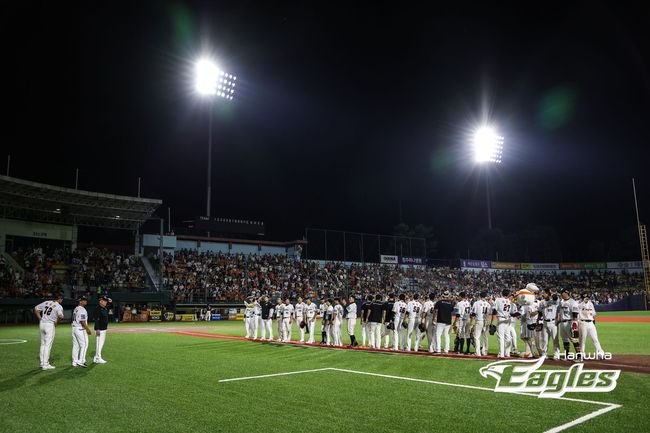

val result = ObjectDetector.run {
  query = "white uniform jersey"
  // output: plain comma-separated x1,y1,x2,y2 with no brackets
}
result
283,304,294,319
558,298,579,321
305,303,318,319
471,299,490,321
508,303,519,324
493,297,513,321
326,305,334,319
577,300,596,321
406,301,422,321
72,306,88,329
253,303,261,315
319,303,327,318
294,302,306,320
334,304,344,322
539,299,558,320
35,301,63,324
522,304,538,325
393,300,407,320
346,303,357,320
244,303,255,318
275,304,284,319
455,300,471,320
423,300,435,321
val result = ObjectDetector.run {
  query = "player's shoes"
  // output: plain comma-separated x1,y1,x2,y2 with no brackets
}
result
94,358,107,364
42,364,55,370
78,363,88,368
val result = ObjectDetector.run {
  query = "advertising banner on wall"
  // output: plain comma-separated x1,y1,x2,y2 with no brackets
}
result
149,310,162,321
520,263,560,270
399,256,425,265
461,259,492,269
492,261,521,270
607,261,642,269
583,262,607,270
380,255,399,264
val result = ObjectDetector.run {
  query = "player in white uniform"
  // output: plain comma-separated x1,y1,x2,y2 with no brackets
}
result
324,299,334,345
422,293,436,353
452,292,472,354
557,289,581,357
34,294,64,370
508,296,520,355
305,298,318,343
244,298,256,339
319,298,328,344
470,291,490,356
282,298,294,342
519,300,539,358
405,294,423,351
294,297,306,343
332,298,344,346
490,289,513,358
71,296,92,367
539,290,561,359
252,300,262,340
577,293,604,357
346,295,358,347
392,294,407,351
275,299,285,342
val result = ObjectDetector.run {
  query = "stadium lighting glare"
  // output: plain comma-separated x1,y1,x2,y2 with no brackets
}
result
473,126,504,164
194,58,236,100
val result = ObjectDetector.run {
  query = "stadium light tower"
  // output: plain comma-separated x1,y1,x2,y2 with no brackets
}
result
472,126,504,230
194,57,236,222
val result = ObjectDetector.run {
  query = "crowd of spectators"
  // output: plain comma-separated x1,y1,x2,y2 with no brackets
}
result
162,250,644,304
1,246,149,298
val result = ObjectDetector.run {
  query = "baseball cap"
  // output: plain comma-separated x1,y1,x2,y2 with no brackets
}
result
560,288,570,294
581,292,589,299
443,290,451,297
99,295,110,301
78,295,88,301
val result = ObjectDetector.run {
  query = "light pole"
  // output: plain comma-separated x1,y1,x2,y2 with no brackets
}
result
194,58,236,222
472,126,504,230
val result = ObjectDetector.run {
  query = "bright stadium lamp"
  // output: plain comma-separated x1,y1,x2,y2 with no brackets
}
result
473,126,504,164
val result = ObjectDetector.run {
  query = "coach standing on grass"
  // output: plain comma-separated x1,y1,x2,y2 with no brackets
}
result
94,295,111,364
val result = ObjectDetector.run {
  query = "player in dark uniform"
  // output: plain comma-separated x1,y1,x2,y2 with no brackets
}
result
381,293,395,349
93,295,112,364
360,296,372,347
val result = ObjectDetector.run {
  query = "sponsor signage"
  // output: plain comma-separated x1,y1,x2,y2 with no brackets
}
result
149,310,162,321
211,314,221,321
607,261,642,269
520,263,559,270
560,263,583,270
380,255,399,264
461,259,491,269
492,261,520,270
583,262,607,270
164,312,175,321
399,256,425,265
179,314,195,322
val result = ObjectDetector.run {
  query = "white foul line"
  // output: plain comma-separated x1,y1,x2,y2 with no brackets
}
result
219,367,621,433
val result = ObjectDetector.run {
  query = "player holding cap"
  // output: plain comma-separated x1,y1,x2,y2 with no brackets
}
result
71,296,92,367
422,293,436,353
405,294,423,352
34,293,64,370
332,298,344,346
452,292,471,354
319,297,328,344
557,289,580,358
294,296,306,343
346,295,358,347
490,289,513,358
282,298,294,342
305,298,318,343
381,293,395,349
275,298,285,342
244,297,255,339
392,293,407,351
93,295,111,364
539,289,561,359
577,292,604,357
259,295,274,341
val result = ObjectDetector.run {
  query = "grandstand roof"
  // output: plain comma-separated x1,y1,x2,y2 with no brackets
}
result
0,175,162,230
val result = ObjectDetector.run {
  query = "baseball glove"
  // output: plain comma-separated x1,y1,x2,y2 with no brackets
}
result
527,324,536,331
535,323,543,332
402,321,408,329
418,323,426,332
299,321,306,329
488,324,497,335
387,322,394,330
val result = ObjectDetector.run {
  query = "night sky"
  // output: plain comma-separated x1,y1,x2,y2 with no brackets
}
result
4,1,649,261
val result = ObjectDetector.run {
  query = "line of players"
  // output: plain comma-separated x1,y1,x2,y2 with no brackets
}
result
243,286,605,359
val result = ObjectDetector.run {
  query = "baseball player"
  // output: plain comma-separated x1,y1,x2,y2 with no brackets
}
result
507,295,520,355
294,297,306,343
319,298,328,344
323,299,334,345
520,299,539,358
392,293,407,351
490,289,513,358
381,293,395,349
405,294,423,351
34,293,64,370
305,298,318,343
93,295,111,364
332,298,344,346
259,295,274,341
577,292,604,357
538,289,560,359
346,295,358,347
275,298,285,342
422,293,436,353
470,291,490,356
71,296,92,367
366,294,384,349
433,291,454,354
452,292,472,354
557,289,581,358
360,295,372,347
282,298,294,342
244,297,255,339
252,299,262,340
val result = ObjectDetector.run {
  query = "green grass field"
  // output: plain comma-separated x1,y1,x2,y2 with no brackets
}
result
1,318,649,433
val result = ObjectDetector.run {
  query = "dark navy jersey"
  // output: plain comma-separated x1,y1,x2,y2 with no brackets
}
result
434,300,454,325
382,301,395,322
94,306,109,330
370,302,383,323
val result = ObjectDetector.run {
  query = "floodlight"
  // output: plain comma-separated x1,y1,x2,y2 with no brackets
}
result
473,126,504,164
195,58,219,96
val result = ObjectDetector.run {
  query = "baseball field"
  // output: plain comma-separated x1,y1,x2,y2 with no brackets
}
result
1,313,649,433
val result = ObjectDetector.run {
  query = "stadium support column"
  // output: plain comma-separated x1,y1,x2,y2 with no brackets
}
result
633,178,649,309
